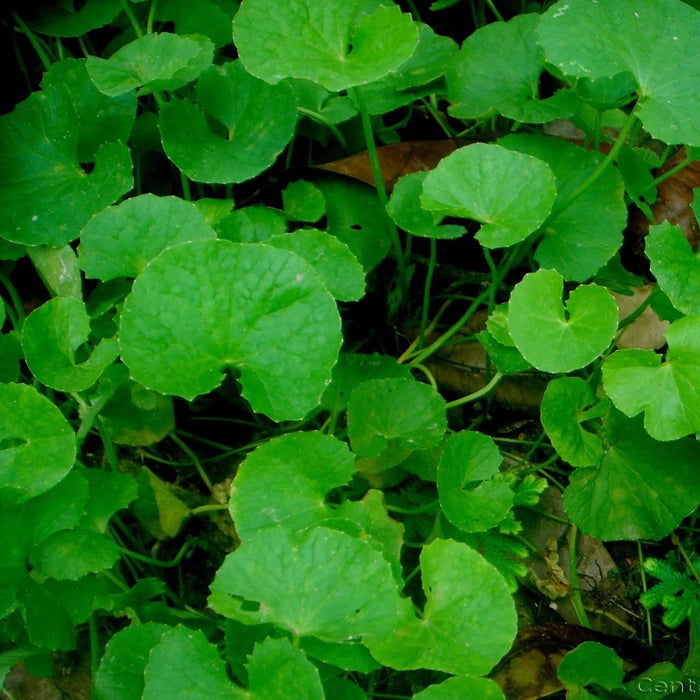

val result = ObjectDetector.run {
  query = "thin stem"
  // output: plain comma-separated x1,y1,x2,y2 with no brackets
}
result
386,499,438,515
421,96,455,138
119,539,197,568
651,153,693,189
170,432,213,492
180,171,192,201
96,418,119,471
444,371,502,409
419,237,438,348
484,0,504,21
297,106,349,152
146,0,158,34
569,525,592,628
88,613,100,698
672,533,700,587
549,109,638,219
0,273,24,328
190,504,229,516
411,362,438,390
120,0,145,38
12,12,52,71
396,299,453,363
350,86,408,307
637,540,653,647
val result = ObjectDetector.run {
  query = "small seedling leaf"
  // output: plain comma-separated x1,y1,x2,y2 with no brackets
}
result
563,411,700,540
282,180,326,223
541,377,605,467
79,194,217,281
602,316,700,440
507,269,618,373
557,642,625,696
421,143,556,248
233,0,419,91
413,676,506,700
368,539,516,676
437,431,513,532
538,0,700,147
22,297,119,391
0,384,76,504
119,239,341,421
86,33,214,96
159,61,297,183
447,13,577,123
646,221,700,315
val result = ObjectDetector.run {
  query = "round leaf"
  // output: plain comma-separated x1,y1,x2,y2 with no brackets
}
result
79,194,217,281
563,411,700,540
507,269,618,373
499,133,626,281
159,61,297,184
233,0,419,92
541,377,605,467
25,0,122,37
538,0,700,147
230,432,356,538
209,526,406,644
437,431,513,532
86,33,214,97
558,642,625,695
0,90,132,247
282,180,326,223
347,378,447,459
420,143,556,248
266,229,365,301
0,384,76,504
119,240,341,421
646,221,700,316
23,297,119,391
414,677,506,700
367,539,517,676
602,316,700,441
447,13,577,123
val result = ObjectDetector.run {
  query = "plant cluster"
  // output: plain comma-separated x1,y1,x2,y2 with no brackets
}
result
1,0,700,698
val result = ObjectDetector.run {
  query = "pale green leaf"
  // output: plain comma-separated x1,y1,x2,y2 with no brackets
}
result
282,180,325,223
507,269,618,372
413,676,506,700
119,240,341,420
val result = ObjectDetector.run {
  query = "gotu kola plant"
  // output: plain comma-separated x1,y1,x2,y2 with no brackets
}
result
0,0,700,697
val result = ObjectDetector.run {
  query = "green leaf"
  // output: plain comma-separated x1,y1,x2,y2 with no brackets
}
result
368,539,516,676
19,578,76,650
282,180,326,223
646,221,700,315
159,61,297,184
357,23,458,115
499,133,627,281
143,626,235,699
40,58,136,162
95,622,171,700
27,245,82,300
437,431,513,532
538,0,700,147
387,172,465,239
22,297,119,391
318,178,392,271
230,431,355,538
87,33,214,97
30,527,119,580
0,384,76,504
78,468,138,534
25,0,122,36
602,316,700,441
447,13,577,123
540,377,605,467
119,239,341,420
233,0,419,91
244,637,324,700
209,525,406,644
0,89,132,247
266,229,366,301
507,269,618,373
217,206,288,243
420,143,556,248
563,411,700,540
347,378,447,460
79,194,217,281
558,642,625,699
321,352,413,415
413,676,506,700
156,0,239,48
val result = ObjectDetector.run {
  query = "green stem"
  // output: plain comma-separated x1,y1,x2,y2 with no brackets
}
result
350,86,409,307
297,106,349,152
11,12,52,71
147,0,158,34
444,372,502,409
119,539,197,568
422,95,455,138
549,109,639,219
651,153,693,189
170,432,213,492
411,362,438,390
419,237,438,348
569,524,592,628
386,499,438,516
0,273,24,328
484,0,504,21
673,533,700,587
637,540,653,647
190,504,229,516
88,613,100,699
120,0,144,38
180,171,192,201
